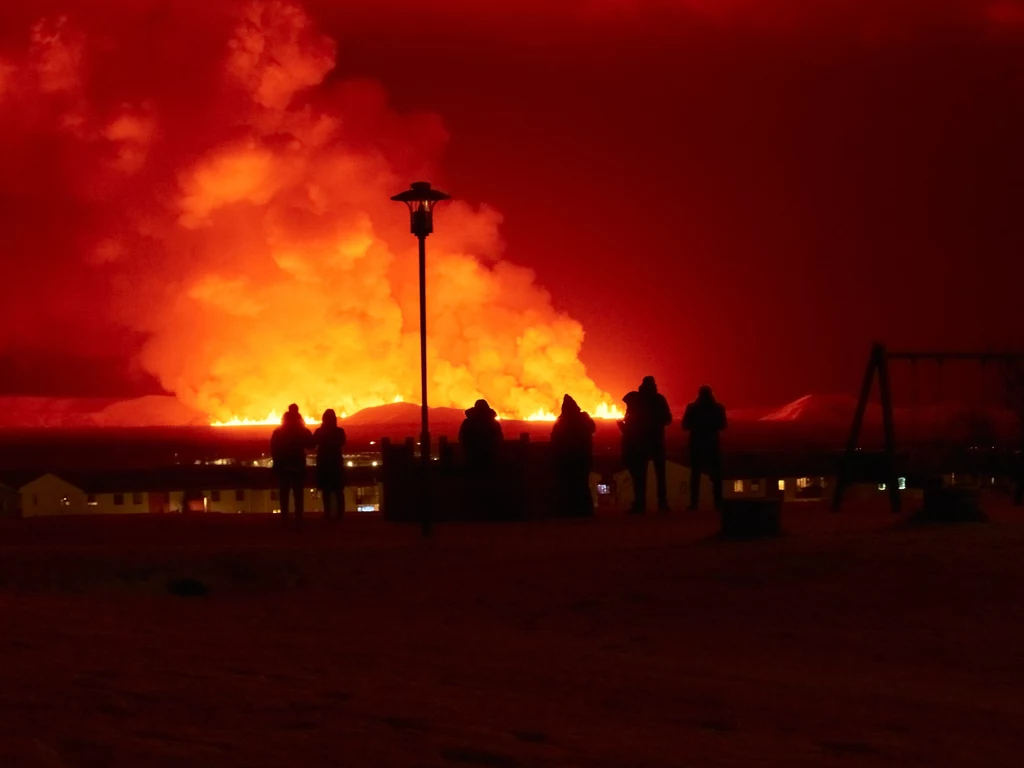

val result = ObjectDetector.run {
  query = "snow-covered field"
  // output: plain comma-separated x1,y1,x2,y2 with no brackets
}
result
1,504,1022,766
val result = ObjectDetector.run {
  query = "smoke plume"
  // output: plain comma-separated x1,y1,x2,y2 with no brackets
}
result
0,0,615,422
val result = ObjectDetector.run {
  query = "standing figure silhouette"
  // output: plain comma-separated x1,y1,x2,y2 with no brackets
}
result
314,408,347,521
620,376,672,513
682,385,727,511
551,394,597,517
270,404,313,525
459,399,504,519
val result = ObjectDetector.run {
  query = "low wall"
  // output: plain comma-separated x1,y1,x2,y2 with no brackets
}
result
381,436,586,523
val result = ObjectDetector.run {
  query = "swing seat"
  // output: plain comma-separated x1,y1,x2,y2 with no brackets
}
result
917,488,986,524
719,499,782,540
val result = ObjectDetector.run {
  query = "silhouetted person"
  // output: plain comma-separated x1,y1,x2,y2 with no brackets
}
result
314,408,347,521
620,376,672,513
682,385,727,511
459,399,504,519
551,394,597,517
271,404,313,524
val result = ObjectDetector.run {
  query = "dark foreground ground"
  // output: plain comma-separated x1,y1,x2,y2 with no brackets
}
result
1,504,1023,767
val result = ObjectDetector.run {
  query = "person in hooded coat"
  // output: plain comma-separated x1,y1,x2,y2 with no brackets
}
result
270,404,313,524
682,385,727,510
314,408,347,521
459,399,504,518
551,394,597,517
619,376,672,513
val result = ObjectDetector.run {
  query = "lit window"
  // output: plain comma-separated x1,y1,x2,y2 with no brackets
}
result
898,477,907,491
878,483,887,491
355,486,381,510
346,461,354,468
797,477,812,489
778,480,785,491
596,483,610,495
113,494,125,506
733,480,744,493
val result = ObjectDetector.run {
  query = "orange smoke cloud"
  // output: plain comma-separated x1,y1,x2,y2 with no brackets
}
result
0,0,618,422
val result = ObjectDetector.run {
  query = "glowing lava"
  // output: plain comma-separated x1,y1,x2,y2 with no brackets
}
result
213,399,622,427
524,409,557,422
211,410,324,428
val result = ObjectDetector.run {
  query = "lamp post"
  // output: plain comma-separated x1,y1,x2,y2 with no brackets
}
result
391,181,450,536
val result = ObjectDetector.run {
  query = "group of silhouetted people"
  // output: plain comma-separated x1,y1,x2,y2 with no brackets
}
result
271,377,726,521
618,377,727,513
270,404,347,524
454,377,727,516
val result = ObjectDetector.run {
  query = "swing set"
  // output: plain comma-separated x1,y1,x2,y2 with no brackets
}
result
832,342,1024,513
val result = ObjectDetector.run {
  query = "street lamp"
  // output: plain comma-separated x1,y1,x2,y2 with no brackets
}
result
391,181,450,536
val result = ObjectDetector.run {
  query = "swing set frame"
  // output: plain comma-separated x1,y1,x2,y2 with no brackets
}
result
831,342,1024,513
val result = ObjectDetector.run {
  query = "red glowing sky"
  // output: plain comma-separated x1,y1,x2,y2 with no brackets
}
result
0,0,1022,412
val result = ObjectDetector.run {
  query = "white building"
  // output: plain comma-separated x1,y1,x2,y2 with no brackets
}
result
17,467,382,518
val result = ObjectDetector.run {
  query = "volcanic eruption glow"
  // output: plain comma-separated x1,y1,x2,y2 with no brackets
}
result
0,0,619,426
211,411,324,428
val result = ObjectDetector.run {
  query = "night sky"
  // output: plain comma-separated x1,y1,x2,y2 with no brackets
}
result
1,0,1022,414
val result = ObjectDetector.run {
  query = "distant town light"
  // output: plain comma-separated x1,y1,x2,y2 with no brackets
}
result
346,461,354,468
878,483,887,491
357,504,377,513
596,483,610,495
778,479,785,491
371,461,379,467
898,477,907,490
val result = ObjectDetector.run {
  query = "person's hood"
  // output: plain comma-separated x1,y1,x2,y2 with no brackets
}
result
639,376,658,395
465,399,497,419
321,408,338,428
560,394,581,416
623,390,641,406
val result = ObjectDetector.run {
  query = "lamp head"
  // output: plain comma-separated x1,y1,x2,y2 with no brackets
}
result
391,181,450,237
